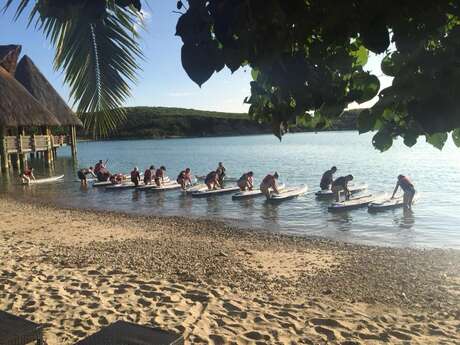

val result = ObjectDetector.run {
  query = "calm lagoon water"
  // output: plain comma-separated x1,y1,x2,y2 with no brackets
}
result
2,131,460,249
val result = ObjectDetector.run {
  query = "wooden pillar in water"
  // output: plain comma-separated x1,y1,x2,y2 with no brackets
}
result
18,127,27,171
0,126,8,171
70,125,77,159
43,126,54,166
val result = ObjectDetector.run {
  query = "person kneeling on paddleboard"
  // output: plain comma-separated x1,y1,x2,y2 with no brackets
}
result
154,166,167,186
331,175,353,202
238,171,254,191
320,166,337,190
260,172,280,198
144,165,155,185
131,167,141,187
177,168,192,190
205,170,221,190
21,167,35,184
392,175,416,210
78,166,96,186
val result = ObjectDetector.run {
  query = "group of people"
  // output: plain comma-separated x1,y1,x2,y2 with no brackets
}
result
320,166,416,209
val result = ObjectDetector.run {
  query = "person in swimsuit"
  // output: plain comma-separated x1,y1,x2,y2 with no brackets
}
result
205,170,221,190
260,172,280,198
77,166,96,185
177,168,192,190
216,162,226,185
144,165,155,185
392,174,416,210
154,166,167,186
237,171,254,191
331,174,353,202
21,167,35,184
320,166,337,190
130,167,141,187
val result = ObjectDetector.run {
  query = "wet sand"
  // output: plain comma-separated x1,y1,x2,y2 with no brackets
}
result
0,196,459,344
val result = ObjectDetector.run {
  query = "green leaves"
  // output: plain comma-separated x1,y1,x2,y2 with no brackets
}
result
426,132,448,150
351,73,380,104
372,130,393,152
181,43,216,87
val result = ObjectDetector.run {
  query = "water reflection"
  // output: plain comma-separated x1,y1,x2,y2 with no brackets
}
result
329,211,354,232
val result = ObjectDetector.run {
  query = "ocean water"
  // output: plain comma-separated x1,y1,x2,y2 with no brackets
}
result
2,131,459,249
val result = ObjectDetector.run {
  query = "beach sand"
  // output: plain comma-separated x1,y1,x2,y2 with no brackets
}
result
0,196,459,344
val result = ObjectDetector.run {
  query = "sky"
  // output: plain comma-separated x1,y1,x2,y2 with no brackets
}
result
0,0,392,114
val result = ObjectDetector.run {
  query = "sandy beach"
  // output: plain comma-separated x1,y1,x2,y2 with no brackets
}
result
0,196,459,344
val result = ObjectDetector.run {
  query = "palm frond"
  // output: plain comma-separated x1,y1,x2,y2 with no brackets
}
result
4,0,144,138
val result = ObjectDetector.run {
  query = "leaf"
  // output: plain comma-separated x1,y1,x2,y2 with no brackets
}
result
426,132,448,150
403,131,418,147
177,1,183,10
360,20,390,54
372,130,393,151
381,53,400,77
351,45,369,67
251,68,260,81
351,73,380,104
181,43,216,86
357,109,375,133
453,128,460,147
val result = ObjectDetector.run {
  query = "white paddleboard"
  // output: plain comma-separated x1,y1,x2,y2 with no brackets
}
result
195,175,239,183
268,185,308,202
92,180,113,187
368,194,419,212
315,184,368,198
136,181,181,191
23,175,64,185
191,185,240,197
232,183,286,200
105,181,145,190
183,183,208,194
328,193,386,212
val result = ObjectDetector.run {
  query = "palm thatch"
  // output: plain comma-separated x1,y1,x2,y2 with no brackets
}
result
15,55,83,127
0,45,21,74
0,66,61,127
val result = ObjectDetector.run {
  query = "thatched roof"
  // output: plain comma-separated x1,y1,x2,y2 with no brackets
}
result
15,55,83,127
0,45,21,74
0,66,61,127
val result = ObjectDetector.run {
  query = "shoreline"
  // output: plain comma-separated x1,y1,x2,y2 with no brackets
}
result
1,195,459,344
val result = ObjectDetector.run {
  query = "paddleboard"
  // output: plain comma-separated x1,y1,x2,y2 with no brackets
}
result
232,184,286,200
191,185,240,197
105,181,145,190
92,180,113,187
368,194,419,212
196,175,239,183
315,184,368,198
136,181,181,191
267,185,308,202
328,193,386,212
23,175,64,185
183,183,208,194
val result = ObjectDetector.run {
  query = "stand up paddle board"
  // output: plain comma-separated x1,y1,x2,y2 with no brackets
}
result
136,181,181,191
368,194,419,212
328,194,386,212
183,183,208,194
315,184,368,198
23,175,64,185
267,185,308,202
195,175,239,183
191,185,240,197
232,184,286,200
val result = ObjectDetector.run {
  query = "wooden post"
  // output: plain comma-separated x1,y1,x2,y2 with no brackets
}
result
18,127,27,171
0,126,8,170
70,125,77,158
44,126,54,166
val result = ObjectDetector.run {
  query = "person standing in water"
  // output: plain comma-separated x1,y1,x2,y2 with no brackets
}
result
260,172,280,198
144,165,155,185
130,167,141,187
320,166,337,190
78,166,96,186
21,166,35,184
391,174,416,210
331,174,353,202
216,162,226,185
154,166,167,186
237,171,254,191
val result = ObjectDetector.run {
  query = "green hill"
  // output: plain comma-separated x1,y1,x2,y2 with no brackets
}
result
79,106,362,139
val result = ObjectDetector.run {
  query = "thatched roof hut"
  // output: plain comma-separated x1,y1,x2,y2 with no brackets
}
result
0,45,22,74
15,55,83,127
0,66,61,127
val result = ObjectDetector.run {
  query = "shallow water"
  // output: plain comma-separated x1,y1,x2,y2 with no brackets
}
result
2,131,459,249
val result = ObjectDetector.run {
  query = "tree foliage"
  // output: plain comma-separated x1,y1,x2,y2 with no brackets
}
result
175,0,460,150
3,0,144,138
